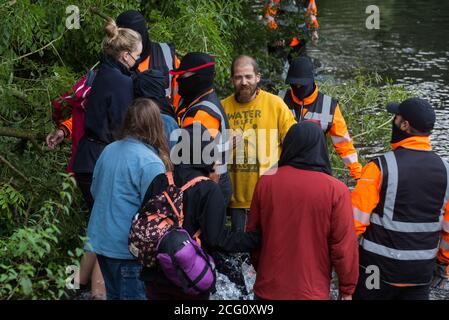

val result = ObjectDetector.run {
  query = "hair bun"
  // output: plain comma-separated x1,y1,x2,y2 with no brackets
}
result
104,18,119,39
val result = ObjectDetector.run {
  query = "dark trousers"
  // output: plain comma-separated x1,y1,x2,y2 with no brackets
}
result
353,266,430,300
145,282,209,300
229,208,249,232
75,172,94,212
97,255,147,300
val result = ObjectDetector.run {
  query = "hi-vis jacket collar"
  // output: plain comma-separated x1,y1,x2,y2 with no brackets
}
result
391,136,432,151
169,62,216,75
290,84,319,105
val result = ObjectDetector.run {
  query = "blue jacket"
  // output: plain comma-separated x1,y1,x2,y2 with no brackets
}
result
73,55,134,174
86,138,165,259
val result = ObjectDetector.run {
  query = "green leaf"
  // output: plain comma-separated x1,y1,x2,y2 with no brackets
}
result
20,277,32,296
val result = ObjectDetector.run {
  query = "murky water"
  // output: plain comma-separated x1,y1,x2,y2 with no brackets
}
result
308,0,449,159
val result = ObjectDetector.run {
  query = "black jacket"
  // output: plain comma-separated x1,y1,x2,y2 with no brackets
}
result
140,165,260,285
73,55,133,174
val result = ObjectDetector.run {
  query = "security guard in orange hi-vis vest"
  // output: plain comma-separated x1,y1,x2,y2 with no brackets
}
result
264,0,319,56
352,98,449,300
281,57,362,179
53,10,181,143
170,52,232,206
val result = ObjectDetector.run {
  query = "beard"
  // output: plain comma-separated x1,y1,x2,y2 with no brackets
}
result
235,83,258,103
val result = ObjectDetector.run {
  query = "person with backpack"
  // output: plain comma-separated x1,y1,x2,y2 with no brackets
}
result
85,98,172,300
247,121,359,300
139,123,261,300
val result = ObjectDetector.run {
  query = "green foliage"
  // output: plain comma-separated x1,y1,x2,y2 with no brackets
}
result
0,174,85,299
318,72,413,185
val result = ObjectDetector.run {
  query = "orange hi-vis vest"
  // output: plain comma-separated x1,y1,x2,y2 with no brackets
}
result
281,86,362,179
178,90,231,175
138,42,181,110
352,136,449,285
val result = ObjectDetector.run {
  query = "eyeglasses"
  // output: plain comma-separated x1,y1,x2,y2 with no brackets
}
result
127,52,140,63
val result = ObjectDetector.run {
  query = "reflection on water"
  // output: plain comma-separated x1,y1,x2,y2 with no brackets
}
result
309,0,449,160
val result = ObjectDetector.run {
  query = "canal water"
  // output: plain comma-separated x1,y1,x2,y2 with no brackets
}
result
308,0,449,160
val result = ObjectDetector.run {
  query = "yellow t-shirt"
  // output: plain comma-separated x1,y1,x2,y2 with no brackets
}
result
221,90,296,209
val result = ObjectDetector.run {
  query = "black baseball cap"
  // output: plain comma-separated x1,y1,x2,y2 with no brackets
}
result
170,52,216,76
285,57,315,85
386,97,436,132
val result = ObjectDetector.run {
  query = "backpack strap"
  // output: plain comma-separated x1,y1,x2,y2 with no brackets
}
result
180,176,210,192
162,191,182,225
165,172,175,186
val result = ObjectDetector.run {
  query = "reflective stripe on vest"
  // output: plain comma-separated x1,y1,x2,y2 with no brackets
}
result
181,100,229,174
159,43,174,97
361,152,449,261
361,237,439,261
369,151,446,233
303,94,333,131
279,89,298,118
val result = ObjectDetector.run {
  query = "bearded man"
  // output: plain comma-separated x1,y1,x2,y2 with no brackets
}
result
221,55,296,232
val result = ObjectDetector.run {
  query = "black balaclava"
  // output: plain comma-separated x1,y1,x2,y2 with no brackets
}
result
116,10,151,64
391,116,413,143
279,121,332,176
292,81,315,100
177,67,214,105
134,69,177,119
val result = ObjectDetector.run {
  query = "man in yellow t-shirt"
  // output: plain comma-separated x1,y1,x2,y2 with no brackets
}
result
221,55,296,231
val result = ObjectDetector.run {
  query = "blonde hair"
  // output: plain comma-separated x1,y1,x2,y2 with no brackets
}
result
102,18,142,60
121,98,173,171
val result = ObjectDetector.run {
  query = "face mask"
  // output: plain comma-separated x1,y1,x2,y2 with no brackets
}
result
177,72,214,101
292,82,314,100
129,60,139,72
391,117,413,143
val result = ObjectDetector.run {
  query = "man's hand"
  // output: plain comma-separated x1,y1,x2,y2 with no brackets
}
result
46,129,65,149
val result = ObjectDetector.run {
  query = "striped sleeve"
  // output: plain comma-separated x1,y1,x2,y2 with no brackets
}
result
328,104,362,179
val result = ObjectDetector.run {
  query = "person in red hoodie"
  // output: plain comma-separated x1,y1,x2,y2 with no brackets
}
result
246,121,359,300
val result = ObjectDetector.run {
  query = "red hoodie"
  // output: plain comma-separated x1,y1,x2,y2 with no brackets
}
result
247,165,359,300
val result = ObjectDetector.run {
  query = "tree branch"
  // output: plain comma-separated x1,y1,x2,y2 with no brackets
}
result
0,126,45,141
0,154,30,183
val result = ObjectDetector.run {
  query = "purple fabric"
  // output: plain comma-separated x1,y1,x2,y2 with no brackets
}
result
156,229,215,295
